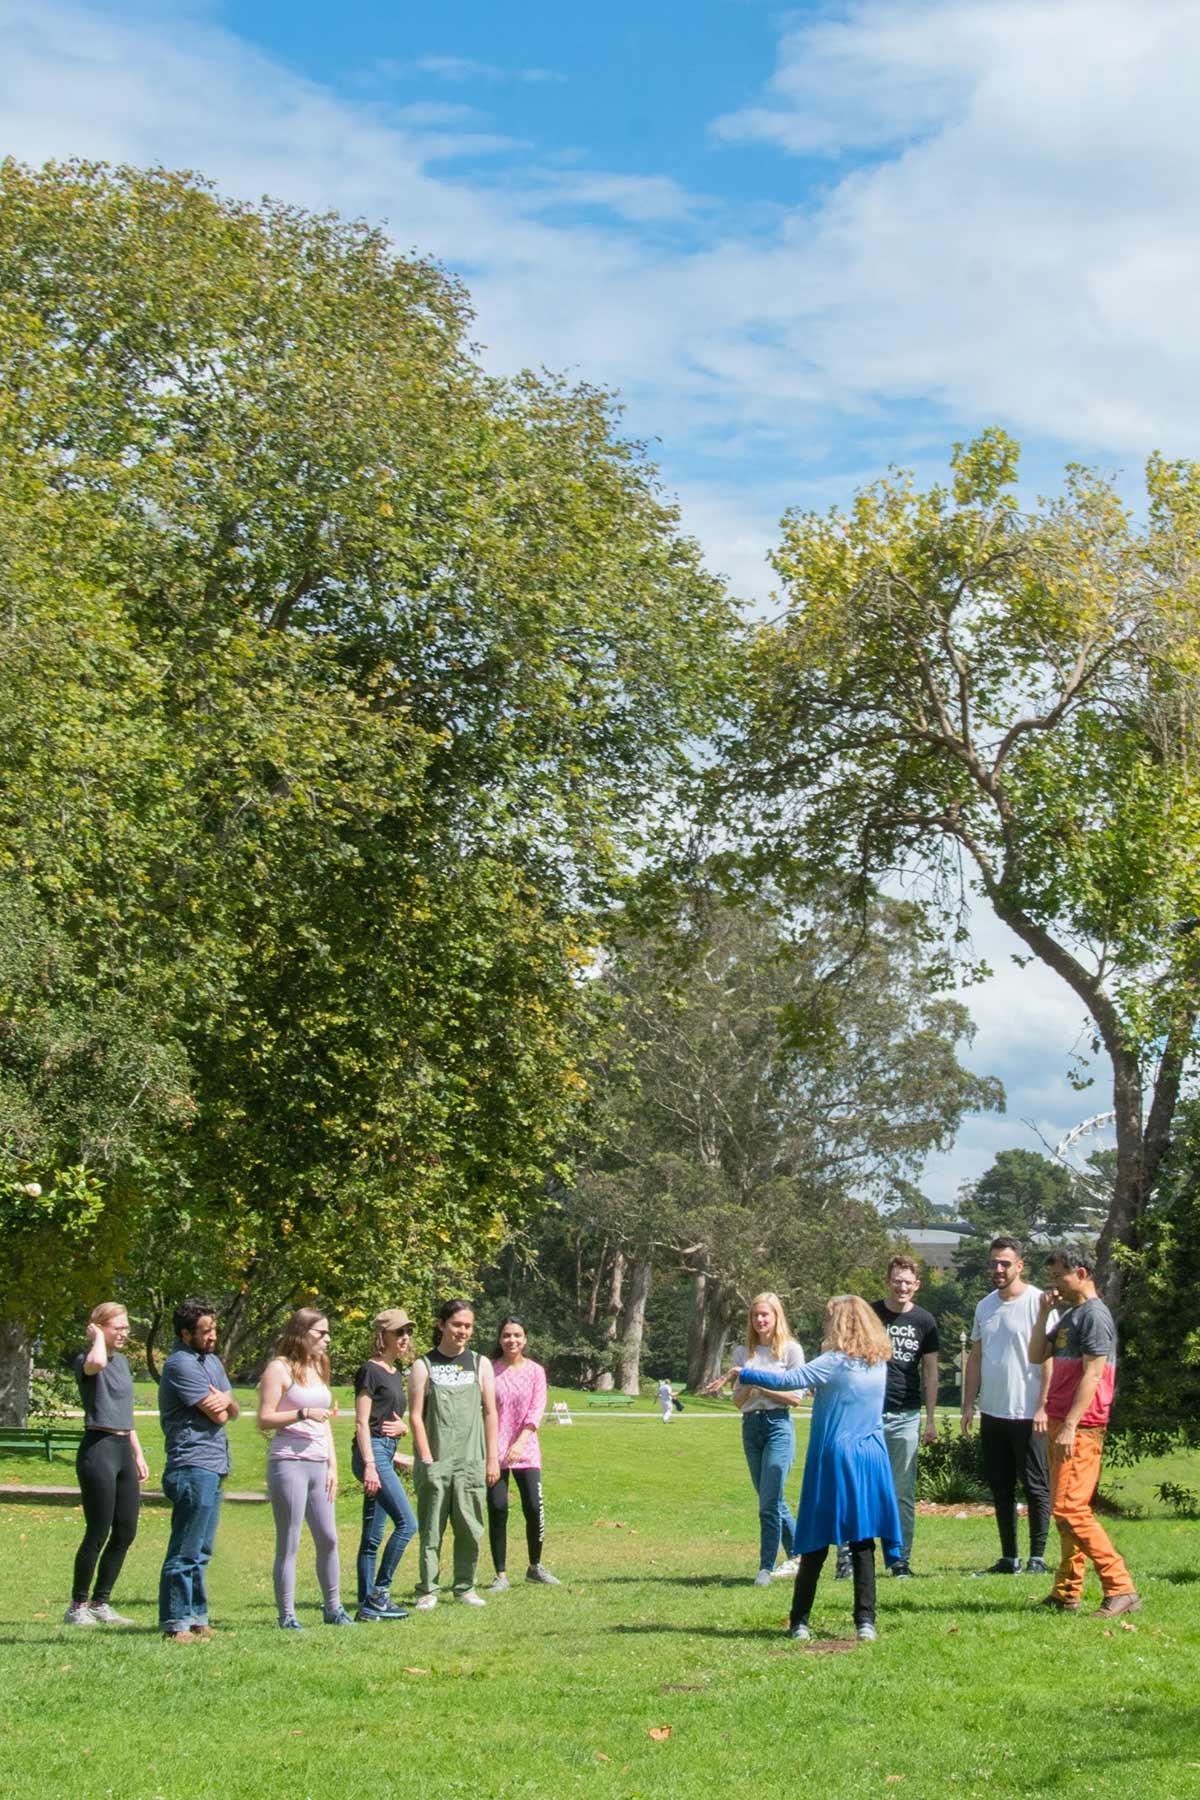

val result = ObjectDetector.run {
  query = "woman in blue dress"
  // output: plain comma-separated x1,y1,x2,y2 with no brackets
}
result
730,1295,902,1643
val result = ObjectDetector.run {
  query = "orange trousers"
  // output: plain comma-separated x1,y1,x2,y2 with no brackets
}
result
1048,1420,1134,1600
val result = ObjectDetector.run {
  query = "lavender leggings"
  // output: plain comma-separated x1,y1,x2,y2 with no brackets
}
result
267,1458,342,1621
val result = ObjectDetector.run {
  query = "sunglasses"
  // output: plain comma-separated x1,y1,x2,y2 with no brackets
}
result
392,1326,413,1338
312,1328,331,1338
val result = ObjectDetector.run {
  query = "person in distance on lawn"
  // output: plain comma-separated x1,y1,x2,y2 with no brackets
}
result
258,1308,355,1629
487,1316,560,1591
868,1257,939,1579
1028,1247,1140,1618
722,1295,902,1644
409,1300,500,1610
351,1308,417,1621
657,1377,675,1422
711,1292,806,1587
158,1298,239,1643
65,1302,149,1626
960,1236,1053,1577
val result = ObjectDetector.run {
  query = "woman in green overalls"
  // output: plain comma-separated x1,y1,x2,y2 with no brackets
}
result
409,1300,500,1610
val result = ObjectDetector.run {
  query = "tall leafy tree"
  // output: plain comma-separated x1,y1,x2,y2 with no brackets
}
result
727,431,1200,1304
951,1148,1085,1290
0,159,737,1410
561,890,1000,1390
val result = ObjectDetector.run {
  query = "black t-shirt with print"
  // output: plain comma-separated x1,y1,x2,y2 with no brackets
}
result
871,1300,940,1413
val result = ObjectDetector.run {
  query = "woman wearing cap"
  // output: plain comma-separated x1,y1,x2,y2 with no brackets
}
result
487,1316,559,1591
352,1308,417,1620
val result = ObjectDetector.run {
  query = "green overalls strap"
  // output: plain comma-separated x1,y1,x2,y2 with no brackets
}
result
414,1351,487,1595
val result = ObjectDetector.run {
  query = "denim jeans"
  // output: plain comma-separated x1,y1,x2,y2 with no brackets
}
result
352,1438,418,1605
158,1465,224,1631
882,1409,921,1562
741,1408,797,1568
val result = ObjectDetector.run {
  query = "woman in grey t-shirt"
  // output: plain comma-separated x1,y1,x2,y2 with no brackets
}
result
66,1302,149,1625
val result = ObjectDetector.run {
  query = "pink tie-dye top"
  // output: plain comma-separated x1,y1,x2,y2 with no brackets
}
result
493,1358,547,1469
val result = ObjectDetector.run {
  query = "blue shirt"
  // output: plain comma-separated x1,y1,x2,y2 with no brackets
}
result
159,1342,233,1475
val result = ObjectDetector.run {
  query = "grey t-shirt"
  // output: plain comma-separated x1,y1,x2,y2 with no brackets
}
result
73,1349,134,1431
159,1343,233,1475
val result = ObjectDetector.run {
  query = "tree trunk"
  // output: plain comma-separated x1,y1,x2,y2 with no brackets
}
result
0,1320,33,1426
616,1256,652,1396
145,1307,163,1383
687,1274,734,1391
594,1248,624,1391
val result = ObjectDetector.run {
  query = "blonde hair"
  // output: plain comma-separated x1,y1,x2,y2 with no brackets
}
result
88,1302,128,1330
746,1292,793,1363
821,1295,892,1365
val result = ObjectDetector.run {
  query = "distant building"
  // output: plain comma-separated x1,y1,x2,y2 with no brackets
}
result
890,1226,970,1273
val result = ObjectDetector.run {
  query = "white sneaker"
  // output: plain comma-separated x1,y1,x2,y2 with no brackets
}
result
413,1593,438,1611
753,1569,773,1587
64,1602,98,1626
88,1603,134,1625
489,1573,510,1592
455,1589,486,1607
772,1559,800,1579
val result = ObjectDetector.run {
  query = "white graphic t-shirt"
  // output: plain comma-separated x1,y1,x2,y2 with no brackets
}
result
970,1286,1055,1420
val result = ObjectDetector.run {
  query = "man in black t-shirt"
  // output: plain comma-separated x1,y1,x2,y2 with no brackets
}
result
837,1255,940,1581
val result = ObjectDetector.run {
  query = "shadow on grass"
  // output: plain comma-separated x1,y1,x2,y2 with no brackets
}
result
1156,1568,1200,1585
606,1623,784,1641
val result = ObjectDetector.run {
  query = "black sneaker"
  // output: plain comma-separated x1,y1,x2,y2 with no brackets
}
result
888,1560,914,1579
970,1557,1022,1576
1025,1556,1048,1575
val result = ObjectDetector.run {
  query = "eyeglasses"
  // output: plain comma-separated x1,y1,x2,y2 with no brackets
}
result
313,1328,331,1338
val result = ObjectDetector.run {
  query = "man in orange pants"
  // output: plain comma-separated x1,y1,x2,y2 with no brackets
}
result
1028,1247,1139,1618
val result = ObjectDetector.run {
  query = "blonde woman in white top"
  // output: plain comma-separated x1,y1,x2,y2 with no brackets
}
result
717,1293,806,1585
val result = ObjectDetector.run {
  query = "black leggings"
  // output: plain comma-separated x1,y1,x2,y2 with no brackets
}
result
980,1414,1051,1560
791,1539,877,1629
73,1431,140,1604
486,1468,544,1573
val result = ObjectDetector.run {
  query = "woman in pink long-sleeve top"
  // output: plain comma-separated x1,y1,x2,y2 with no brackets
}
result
486,1318,560,1590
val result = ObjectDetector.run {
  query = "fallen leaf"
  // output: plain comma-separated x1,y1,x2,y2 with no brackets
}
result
947,1624,960,1634
594,1753,611,1764
403,1666,430,1675
1102,1629,1114,1638
648,1726,673,1742
886,1779,906,1786
1119,1621,1137,1633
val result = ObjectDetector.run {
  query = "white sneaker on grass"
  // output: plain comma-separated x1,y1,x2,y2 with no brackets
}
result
753,1569,773,1587
88,1603,134,1625
455,1589,486,1607
63,1602,98,1626
413,1593,438,1611
772,1559,800,1579
489,1573,511,1592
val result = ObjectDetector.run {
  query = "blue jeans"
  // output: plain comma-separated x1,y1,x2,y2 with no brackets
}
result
882,1410,921,1562
158,1466,224,1631
352,1438,417,1605
741,1409,796,1568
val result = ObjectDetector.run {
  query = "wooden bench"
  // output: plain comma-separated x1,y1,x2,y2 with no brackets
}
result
0,1424,86,1463
585,1394,636,1407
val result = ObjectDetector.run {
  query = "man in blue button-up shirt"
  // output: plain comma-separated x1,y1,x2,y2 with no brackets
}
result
157,1299,239,1641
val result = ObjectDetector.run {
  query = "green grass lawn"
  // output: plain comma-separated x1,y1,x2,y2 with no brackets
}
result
2,1394,1197,1800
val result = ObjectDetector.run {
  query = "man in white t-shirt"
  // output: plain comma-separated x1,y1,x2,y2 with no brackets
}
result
961,1235,1053,1576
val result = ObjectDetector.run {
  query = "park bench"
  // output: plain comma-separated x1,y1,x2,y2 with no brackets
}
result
0,1423,85,1463
585,1394,636,1407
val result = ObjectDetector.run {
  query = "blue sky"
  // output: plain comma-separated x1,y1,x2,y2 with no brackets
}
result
8,0,1193,1201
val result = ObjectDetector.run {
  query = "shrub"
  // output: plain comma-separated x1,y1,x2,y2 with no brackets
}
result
915,1433,990,1504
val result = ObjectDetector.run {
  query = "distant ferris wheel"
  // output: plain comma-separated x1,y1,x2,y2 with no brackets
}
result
1053,1111,1116,1212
